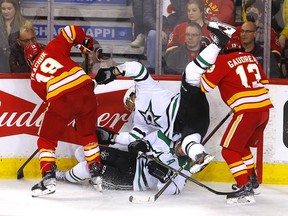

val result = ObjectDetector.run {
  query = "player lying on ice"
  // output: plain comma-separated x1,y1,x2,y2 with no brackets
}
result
57,129,191,195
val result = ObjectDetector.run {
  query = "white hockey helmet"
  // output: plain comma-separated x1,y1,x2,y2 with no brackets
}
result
123,86,136,112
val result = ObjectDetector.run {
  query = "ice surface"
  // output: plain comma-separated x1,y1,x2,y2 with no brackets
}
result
0,180,287,216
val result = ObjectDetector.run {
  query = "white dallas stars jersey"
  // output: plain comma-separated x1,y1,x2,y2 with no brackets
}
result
133,130,190,194
116,62,180,144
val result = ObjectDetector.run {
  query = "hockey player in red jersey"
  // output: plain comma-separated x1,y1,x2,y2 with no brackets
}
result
199,39,273,204
24,25,103,197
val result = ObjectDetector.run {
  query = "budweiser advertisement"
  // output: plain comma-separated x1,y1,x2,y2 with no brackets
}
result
0,79,135,157
1,78,288,163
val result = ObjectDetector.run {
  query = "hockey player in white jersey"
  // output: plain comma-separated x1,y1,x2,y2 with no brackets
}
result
95,21,236,174
57,130,191,195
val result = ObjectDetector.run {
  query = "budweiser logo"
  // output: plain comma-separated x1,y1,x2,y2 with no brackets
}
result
0,90,131,141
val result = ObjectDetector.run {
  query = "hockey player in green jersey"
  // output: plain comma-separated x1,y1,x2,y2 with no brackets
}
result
95,20,236,174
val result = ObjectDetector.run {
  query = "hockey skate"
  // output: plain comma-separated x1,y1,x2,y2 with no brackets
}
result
232,171,260,194
31,167,56,197
89,162,103,192
207,20,236,48
227,182,255,205
55,169,67,181
189,152,215,174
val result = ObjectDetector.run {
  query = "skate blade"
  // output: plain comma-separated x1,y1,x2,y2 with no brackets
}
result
227,195,255,205
93,184,103,192
190,155,215,174
31,185,56,197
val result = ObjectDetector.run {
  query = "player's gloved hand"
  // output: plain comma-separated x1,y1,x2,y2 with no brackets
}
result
95,67,117,84
147,160,174,183
128,139,150,158
96,127,118,144
75,36,94,54
83,35,94,52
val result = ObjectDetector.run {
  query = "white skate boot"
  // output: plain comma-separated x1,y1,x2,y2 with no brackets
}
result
189,152,215,174
207,20,236,48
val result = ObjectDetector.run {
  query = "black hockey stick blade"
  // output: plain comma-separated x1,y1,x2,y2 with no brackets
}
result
17,149,39,179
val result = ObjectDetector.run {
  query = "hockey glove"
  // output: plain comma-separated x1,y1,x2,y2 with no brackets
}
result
75,36,94,54
147,160,174,183
128,139,150,158
82,36,94,53
95,67,117,84
96,127,118,144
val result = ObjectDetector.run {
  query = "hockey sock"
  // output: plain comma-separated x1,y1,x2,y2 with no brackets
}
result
222,148,249,187
83,143,101,169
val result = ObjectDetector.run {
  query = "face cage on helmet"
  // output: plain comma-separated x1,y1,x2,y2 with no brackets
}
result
124,97,135,112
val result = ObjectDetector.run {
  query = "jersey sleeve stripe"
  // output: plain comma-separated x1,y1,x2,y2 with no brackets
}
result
200,74,216,93
61,25,76,43
46,67,91,101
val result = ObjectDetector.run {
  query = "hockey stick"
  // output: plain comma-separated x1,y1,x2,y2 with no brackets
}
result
138,152,237,196
85,51,89,74
129,110,234,202
129,165,185,203
83,38,90,74
17,149,39,179
202,109,233,145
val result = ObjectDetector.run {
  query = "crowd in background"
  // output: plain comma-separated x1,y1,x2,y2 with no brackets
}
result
0,0,287,78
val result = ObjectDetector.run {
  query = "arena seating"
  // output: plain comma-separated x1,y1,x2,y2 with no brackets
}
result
20,0,145,64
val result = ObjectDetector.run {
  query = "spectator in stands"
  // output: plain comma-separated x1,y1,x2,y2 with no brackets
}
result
143,0,187,74
164,22,206,74
0,0,26,72
241,0,282,34
279,0,288,49
167,0,211,50
9,20,45,73
240,21,283,78
130,0,145,48
232,0,282,68
201,0,235,25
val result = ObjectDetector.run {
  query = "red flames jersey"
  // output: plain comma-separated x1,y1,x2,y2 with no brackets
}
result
200,51,273,115
30,25,93,102
233,25,281,57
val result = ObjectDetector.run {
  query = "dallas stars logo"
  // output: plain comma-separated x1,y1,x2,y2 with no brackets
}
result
139,100,162,128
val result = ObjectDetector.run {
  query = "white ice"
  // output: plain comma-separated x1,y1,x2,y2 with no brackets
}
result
1,180,287,216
